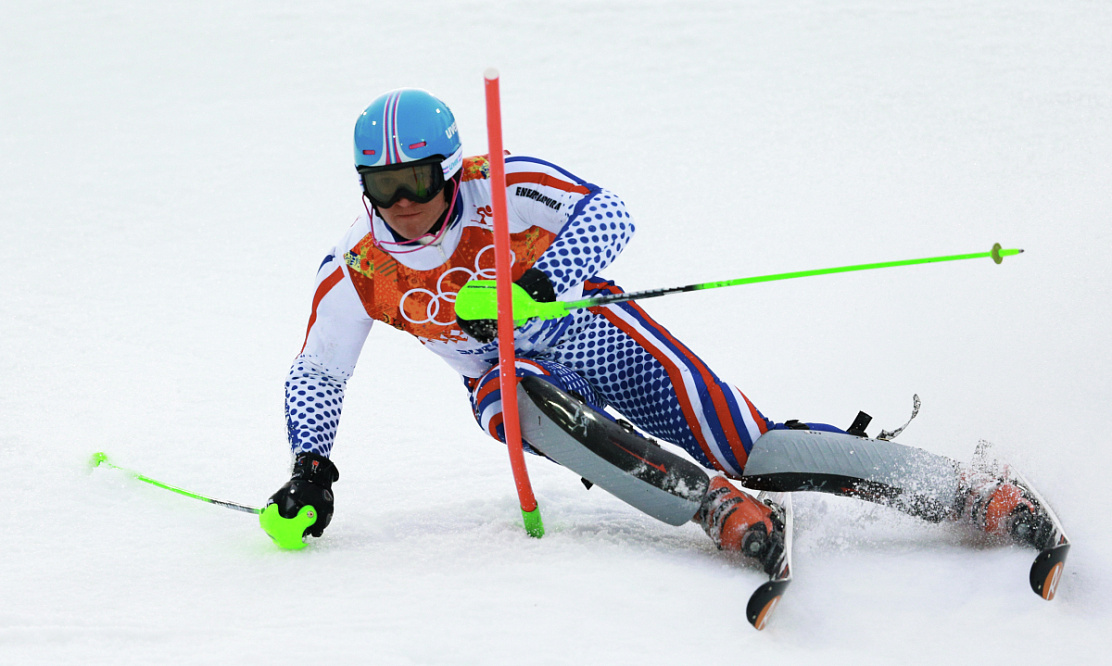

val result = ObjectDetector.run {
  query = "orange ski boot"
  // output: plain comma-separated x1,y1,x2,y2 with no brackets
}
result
962,472,1055,549
695,476,785,573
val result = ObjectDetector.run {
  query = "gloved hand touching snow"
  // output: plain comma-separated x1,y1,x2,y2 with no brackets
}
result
261,452,339,548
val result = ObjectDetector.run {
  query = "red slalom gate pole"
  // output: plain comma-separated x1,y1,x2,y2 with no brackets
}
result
483,68,544,537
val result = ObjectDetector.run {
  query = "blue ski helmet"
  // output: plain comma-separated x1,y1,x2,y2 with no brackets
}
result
354,89,463,180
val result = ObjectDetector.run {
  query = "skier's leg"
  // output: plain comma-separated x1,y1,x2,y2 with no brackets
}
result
549,279,850,470
544,279,1037,544
543,279,961,522
540,280,788,561
741,428,964,521
514,374,785,571
743,424,1053,544
466,344,784,566
550,279,773,478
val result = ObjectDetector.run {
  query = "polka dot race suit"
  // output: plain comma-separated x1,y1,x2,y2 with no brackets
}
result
289,155,772,478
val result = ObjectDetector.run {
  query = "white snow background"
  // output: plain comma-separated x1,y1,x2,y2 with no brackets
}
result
2,1,1109,663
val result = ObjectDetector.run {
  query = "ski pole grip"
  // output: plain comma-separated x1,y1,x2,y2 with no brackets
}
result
455,280,569,322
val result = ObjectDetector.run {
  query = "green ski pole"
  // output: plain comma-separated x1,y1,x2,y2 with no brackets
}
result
90,451,261,514
90,452,314,549
455,243,1024,322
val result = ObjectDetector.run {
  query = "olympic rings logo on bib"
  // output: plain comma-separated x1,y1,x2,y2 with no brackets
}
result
399,245,514,326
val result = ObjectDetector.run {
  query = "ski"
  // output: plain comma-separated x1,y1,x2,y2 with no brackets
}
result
745,492,793,630
1011,468,1070,600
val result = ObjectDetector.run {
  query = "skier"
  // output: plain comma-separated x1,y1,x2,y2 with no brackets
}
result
263,88,1050,567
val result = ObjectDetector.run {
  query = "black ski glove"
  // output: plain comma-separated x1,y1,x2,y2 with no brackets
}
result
456,267,557,344
267,452,339,538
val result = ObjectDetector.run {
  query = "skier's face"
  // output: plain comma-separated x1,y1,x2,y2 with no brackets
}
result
378,192,450,240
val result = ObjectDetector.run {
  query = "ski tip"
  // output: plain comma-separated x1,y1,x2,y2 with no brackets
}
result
746,580,790,630
751,598,781,631
89,451,109,468
1030,542,1070,600
1038,563,1065,601
747,589,784,630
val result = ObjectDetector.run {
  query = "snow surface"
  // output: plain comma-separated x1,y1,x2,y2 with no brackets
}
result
2,1,1110,663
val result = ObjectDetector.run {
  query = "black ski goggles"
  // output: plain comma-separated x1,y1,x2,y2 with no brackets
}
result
357,157,446,208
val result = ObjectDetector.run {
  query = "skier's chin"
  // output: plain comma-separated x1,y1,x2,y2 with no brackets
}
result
380,199,447,240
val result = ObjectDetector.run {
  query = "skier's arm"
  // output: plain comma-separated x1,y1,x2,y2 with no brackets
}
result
504,157,635,297
455,157,634,342
262,250,371,548
285,251,373,457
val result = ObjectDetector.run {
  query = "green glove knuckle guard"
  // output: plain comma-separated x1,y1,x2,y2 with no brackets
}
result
262,452,339,549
